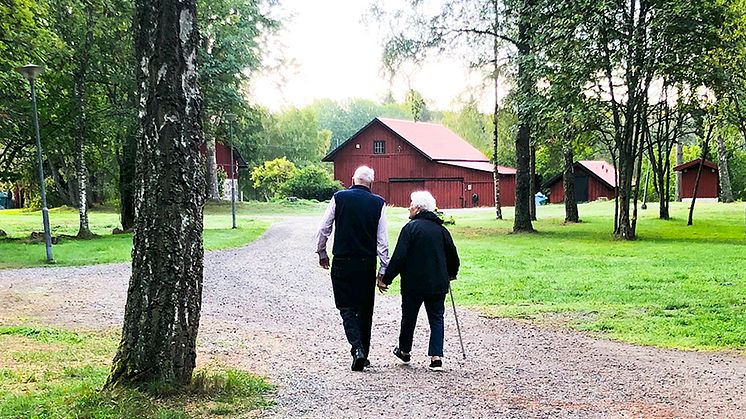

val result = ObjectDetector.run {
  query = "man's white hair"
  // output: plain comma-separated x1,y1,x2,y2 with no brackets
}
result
352,166,375,184
411,191,437,212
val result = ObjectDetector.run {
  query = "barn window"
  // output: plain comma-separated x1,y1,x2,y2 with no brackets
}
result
373,141,386,154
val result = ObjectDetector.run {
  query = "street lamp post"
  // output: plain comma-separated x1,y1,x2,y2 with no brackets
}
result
15,64,54,263
225,113,237,229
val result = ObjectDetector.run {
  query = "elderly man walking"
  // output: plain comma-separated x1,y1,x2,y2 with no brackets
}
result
316,166,389,371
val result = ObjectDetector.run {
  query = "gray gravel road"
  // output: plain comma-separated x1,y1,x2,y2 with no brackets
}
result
1,217,744,418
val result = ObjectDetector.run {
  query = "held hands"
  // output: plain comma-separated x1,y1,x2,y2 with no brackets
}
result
376,274,388,293
319,257,330,270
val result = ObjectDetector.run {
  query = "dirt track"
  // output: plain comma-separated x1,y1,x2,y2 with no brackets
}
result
1,217,744,418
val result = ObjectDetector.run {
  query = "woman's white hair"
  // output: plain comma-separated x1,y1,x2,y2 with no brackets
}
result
410,191,437,212
352,166,375,184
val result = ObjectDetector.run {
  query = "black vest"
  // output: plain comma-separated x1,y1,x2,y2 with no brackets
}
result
332,185,385,257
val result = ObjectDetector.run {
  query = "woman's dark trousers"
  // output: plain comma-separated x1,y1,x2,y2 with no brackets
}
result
398,292,446,357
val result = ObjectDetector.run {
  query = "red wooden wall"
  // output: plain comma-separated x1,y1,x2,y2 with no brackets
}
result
328,122,515,208
680,166,719,199
548,167,616,204
199,142,239,180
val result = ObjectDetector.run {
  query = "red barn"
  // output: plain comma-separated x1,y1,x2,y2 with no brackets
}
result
673,159,719,202
543,160,617,203
322,117,516,209
200,141,248,199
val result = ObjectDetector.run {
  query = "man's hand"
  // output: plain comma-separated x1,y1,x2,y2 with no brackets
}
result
376,274,388,293
319,257,330,270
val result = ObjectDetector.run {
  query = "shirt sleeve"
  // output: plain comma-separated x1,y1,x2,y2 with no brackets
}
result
376,205,390,275
315,197,336,260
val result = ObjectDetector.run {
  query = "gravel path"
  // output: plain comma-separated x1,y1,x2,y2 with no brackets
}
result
1,217,745,418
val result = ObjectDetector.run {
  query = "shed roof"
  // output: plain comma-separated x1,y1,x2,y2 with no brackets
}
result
578,160,617,187
542,160,617,189
673,159,718,172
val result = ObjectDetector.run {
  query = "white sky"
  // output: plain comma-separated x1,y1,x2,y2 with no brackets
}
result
249,0,494,112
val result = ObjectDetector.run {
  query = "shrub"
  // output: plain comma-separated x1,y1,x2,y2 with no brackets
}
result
281,166,342,201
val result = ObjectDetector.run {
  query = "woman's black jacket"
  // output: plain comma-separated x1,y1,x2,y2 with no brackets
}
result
382,210,460,295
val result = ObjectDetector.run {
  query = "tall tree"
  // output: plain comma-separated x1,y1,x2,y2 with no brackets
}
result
374,0,538,232
106,0,205,388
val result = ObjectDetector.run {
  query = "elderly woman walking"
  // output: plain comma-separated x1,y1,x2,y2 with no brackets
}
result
378,191,460,371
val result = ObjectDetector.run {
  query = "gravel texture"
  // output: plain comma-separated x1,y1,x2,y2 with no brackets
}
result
1,216,744,418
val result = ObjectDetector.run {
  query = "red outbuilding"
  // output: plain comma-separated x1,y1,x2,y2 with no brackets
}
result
543,160,617,203
199,141,248,199
322,117,516,209
673,159,719,202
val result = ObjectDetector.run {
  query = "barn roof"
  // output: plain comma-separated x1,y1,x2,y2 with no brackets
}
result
578,160,617,187
438,160,517,175
543,160,617,189
673,159,718,172
376,118,490,161
322,117,492,163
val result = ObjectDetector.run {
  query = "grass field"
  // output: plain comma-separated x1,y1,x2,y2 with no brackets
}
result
417,201,746,352
0,326,272,418
0,200,326,269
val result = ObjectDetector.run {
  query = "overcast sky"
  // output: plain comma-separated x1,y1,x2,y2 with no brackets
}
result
249,0,493,112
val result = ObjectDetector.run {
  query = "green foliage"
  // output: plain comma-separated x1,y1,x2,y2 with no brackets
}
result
250,157,298,201
0,326,272,418
441,100,517,167
249,108,331,167
281,166,342,201
216,166,227,198
404,89,430,122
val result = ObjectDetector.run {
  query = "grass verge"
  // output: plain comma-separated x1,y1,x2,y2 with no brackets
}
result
0,326,273,418
0,200,327,269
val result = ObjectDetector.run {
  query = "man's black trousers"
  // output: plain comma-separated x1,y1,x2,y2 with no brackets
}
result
331,256,377,357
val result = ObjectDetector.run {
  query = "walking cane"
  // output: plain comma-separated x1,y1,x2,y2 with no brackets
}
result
449,285,467,360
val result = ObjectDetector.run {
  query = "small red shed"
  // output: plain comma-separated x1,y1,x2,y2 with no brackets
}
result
673,159,719,202
200,141,248,199
322,117,516,209
543,160,617,203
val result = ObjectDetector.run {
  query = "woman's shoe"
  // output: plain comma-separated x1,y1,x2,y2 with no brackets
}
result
428,359,443,371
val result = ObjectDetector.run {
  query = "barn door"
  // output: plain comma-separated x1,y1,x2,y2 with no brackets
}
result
388,181,425,207
424,180,464,209
574,175,589,202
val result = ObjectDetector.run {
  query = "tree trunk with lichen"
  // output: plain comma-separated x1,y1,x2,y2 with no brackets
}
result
105,0,205,388
563,146,579,223
74,4,94,239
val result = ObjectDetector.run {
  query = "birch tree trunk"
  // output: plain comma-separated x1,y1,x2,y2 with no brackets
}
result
206,136,219,199
492,24,502,220
716,134,734,202
675,141,683,201
106,0,205,388
74,4,94,239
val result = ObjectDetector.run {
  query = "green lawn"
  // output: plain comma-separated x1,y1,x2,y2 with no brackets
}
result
0,326,272,418
418,201,746,352
0,200,326,269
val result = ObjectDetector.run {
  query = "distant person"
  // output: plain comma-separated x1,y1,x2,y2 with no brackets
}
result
378,191,459,371
316,166,389,371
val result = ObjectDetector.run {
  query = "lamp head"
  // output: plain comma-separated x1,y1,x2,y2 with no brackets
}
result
14,64,45,81
225,113,237,122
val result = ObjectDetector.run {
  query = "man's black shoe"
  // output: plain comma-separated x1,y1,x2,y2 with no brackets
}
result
393,347,410,364
351,348,366,371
